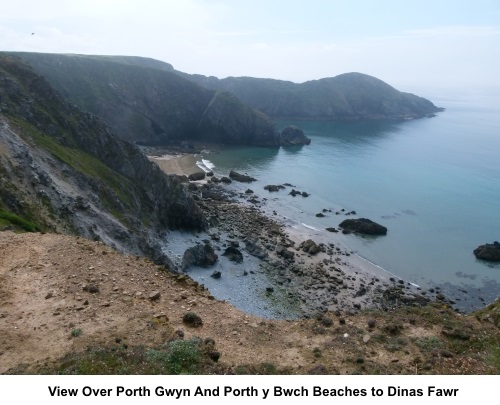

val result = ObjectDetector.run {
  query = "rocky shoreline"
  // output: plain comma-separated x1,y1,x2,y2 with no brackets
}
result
175,178,439,318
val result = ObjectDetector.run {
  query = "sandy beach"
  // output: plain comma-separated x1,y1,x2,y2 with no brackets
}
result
149,153,202,176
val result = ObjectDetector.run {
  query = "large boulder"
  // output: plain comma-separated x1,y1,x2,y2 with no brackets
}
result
264,184,285,192
280,125,311,146
181,243,218,269
222,246,243,263
229,170,256,183
245,238,269,260
339,218,387,235
300,239,322,255
188,171,206,181
473,241,500,262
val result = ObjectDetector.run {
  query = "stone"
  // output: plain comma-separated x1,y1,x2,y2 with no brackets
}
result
300,239,321,255
229,170,256,183
339,218,387,235
222,246,243,263
264,184,285,192
181,243,218,269
210,271,221,279
280,125,311,146
473,241,500,262
149,291,161,301
188,171,205,181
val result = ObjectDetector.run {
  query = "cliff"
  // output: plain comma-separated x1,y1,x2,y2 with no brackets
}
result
6,52,280,147
0,54,205,265
177,72,443,120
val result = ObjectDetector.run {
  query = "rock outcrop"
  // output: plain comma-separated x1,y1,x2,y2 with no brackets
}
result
222,246,243,263
339,218,387,235
280,126,311,145
228,170,256,183
181,243,218,269
474,242,500,262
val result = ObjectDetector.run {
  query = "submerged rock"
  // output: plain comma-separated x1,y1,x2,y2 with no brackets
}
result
339,218,387,235
264,184,285,192
473,241,500,262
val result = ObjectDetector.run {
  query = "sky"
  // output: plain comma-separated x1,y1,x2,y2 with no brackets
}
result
1,0,499,93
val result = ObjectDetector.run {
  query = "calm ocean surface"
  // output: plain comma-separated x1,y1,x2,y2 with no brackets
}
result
200,89,500,310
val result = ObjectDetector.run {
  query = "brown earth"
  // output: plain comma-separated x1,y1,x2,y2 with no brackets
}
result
1,231,498,375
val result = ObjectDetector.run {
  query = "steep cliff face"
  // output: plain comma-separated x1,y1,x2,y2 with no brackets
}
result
197,92,281,146
7,52,280,147
177,72,443,120
0,55,205,266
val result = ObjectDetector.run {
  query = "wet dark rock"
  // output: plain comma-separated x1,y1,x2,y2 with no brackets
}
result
300,239,321,255
276,245,295,261
325,227,339,233
229,170,256,183
187,183,198,191
280,125,311,146
222,246,243,263
188,171,205,181
210,270,222,279
181,243,218,269
316,213,325,218
220,177,232,184
201,189,224,201
245,189,254,194
473,241,500,262
339,218,387,235
245,238,269,260
264,184,285,192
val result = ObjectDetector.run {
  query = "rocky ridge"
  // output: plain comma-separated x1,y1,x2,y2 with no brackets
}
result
7,52,281,147
176,71,443,120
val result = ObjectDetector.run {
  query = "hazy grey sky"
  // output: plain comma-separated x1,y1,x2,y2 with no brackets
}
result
1,0,499,91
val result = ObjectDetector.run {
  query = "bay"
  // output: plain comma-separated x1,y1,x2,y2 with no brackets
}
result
200,89,500,311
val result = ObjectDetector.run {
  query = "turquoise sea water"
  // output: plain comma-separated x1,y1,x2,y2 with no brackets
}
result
200,89,500,311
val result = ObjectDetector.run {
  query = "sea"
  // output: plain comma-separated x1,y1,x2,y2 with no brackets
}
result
196,87,500,312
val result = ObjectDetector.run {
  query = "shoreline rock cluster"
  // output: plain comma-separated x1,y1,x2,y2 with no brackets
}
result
183,179,436,317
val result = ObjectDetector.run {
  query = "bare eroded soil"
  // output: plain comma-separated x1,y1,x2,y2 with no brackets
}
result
0,231,498,374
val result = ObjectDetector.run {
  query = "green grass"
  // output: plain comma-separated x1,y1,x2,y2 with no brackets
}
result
71,328,82,337
36,339,212,375
0,208,41,232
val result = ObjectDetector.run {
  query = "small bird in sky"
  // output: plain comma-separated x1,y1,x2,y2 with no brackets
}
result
31,33,34,35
